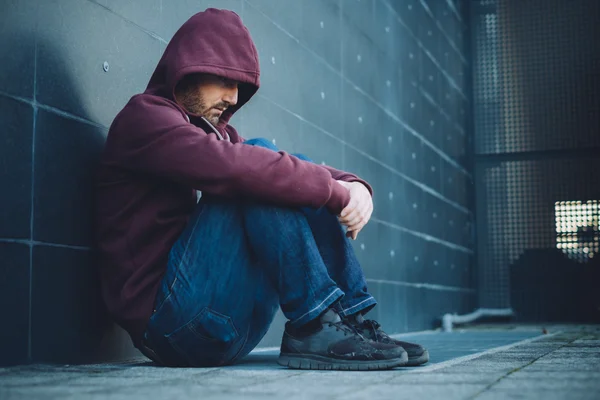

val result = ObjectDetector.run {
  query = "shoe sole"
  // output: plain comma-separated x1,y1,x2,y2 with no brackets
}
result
406,350,430,366
277,352,408,371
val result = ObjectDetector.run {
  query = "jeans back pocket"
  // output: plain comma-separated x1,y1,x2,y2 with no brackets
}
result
165,307,241,367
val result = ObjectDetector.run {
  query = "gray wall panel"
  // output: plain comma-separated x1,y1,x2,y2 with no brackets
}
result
33,111,106,246
0,97,33,239
36,0,163,128
159,0,244,40
92,0,162,35
0,0,36,99
0,243,30,365
31,246,106,364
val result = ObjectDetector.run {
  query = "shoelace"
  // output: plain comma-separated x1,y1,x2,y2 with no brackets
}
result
360,319,384,341
328,320,366,340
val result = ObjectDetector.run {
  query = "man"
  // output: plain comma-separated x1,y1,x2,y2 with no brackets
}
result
96,8,428,370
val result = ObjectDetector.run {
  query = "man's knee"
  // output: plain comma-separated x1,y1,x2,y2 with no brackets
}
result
244,201,302,218
242,202,311,235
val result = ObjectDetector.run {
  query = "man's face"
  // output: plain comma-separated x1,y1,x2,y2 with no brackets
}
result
175,73,239,125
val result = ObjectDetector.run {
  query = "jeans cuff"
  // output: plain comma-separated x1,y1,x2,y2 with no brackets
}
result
338,296,377,317
289,288,345,328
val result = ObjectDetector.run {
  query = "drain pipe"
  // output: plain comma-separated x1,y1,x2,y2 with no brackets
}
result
442,308,514,332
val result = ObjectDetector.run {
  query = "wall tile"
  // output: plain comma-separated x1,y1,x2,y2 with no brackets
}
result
236,95,298,153
300,0,342,70
0,97,33,239
377,117,404,174
0,242,30,366
341,20,377,100
341,81,381,158
236,93,343,169
402,130,426,183
376,282,407,334
298,123,344,171
299,56,343,140
364,222,395,280
244,0,351,80
350,220,378,278
242,4,304,121
373,0,402,59
92,0,162,37
399,0,421,38
245,0,302,42
396,182,420,233
417,6,443,61
31,246,109,363
0,0,37,99
395,231,415,279
341,0,376,42
371,167,396,223
366,280,381,316
405,286,430,330
435,2,461,41
33,110,106,246
36,0,163,128
381,227,406,283
160,0,243,41
388,175,410,228
399,71,424,132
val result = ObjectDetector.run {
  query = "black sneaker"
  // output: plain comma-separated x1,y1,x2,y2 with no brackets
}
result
349,314,429,366
277,309,408,370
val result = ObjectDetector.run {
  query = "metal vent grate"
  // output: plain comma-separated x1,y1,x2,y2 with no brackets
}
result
472,0,600,311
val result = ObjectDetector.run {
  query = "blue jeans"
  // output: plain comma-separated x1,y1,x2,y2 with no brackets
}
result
142,138,376,367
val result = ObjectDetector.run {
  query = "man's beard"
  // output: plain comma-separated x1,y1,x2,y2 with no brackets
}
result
179,92,226,125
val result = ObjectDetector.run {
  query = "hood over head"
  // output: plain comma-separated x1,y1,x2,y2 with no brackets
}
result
145,8,260,126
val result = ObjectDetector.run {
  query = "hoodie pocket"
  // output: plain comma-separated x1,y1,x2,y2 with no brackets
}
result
165,307,241,367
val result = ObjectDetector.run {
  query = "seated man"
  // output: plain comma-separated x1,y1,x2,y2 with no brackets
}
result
95,8,428,370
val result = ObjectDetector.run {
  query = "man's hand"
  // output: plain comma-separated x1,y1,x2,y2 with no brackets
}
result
336,180,373,240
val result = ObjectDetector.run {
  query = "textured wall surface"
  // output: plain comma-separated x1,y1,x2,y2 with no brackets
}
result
0,0,474,365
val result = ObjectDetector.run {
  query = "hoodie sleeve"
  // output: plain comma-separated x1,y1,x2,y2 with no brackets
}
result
235,130,372,197
322,165,373,197
103,96,349,214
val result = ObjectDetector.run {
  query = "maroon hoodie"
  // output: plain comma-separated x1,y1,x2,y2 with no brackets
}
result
96,8,372,345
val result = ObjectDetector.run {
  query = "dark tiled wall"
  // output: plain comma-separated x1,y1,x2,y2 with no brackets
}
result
0,0,474,365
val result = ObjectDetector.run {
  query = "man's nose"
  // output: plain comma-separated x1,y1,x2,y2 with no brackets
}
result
224,87,238,106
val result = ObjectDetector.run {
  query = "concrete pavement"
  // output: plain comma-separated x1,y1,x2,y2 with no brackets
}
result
1,325,598,399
